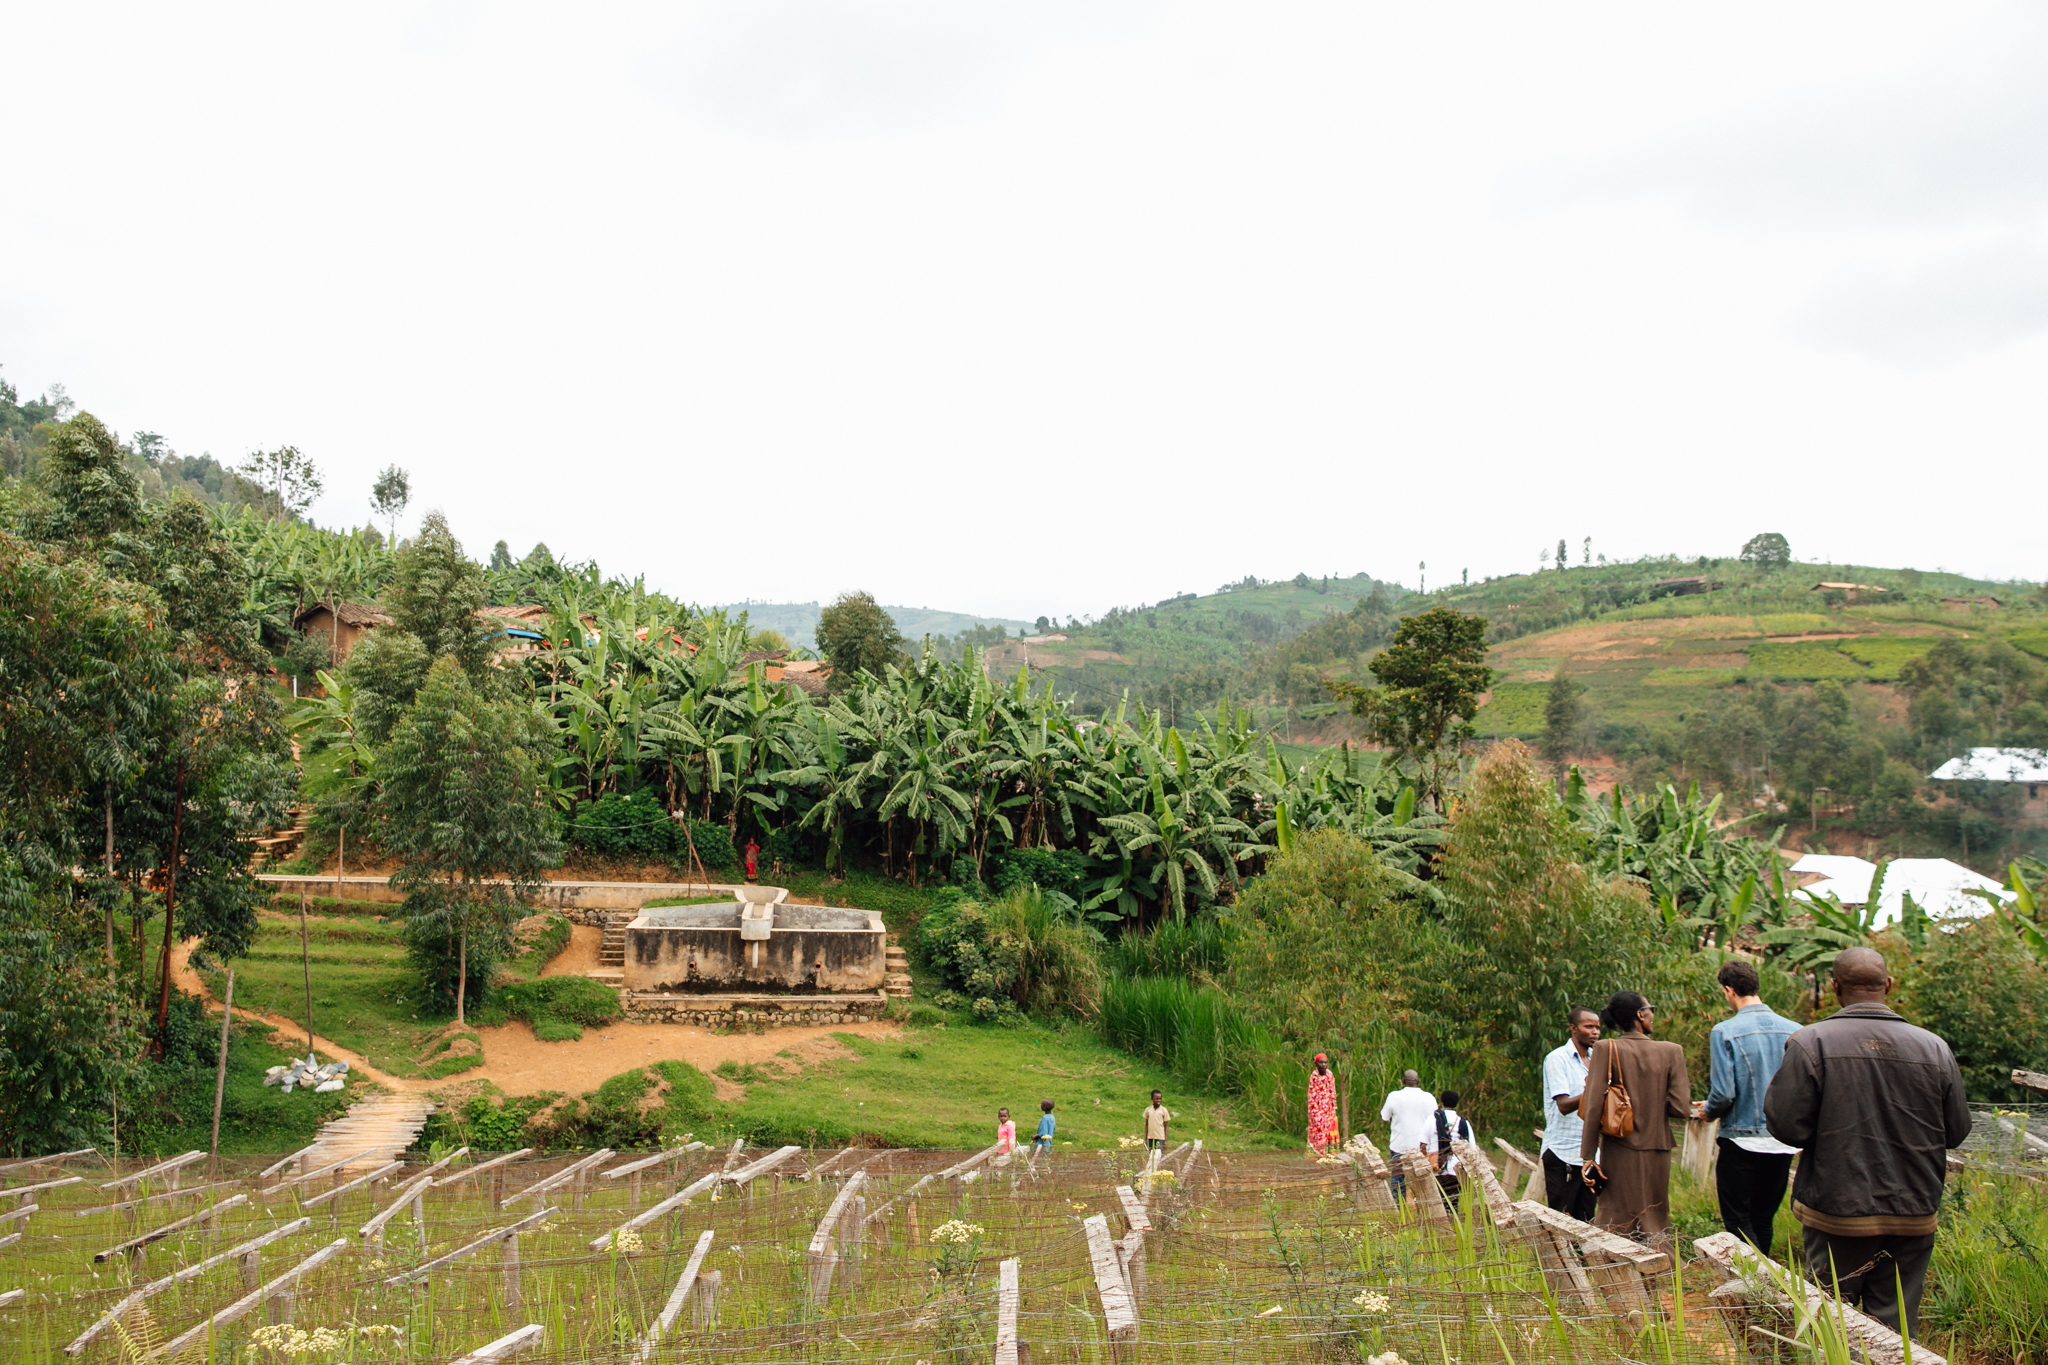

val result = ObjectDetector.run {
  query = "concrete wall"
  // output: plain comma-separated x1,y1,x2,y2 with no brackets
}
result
258,874,762,915
623,903,887,993
621,992,889,1028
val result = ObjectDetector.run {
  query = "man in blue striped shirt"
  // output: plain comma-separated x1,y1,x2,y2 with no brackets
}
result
1540,1008,1601,1219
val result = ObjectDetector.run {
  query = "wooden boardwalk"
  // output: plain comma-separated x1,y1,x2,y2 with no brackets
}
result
307,1092,434,1173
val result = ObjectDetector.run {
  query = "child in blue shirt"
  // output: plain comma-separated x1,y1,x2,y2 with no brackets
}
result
1033,1098,1056,1153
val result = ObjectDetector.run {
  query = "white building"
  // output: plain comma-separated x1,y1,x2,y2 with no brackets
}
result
1788,853,2013,928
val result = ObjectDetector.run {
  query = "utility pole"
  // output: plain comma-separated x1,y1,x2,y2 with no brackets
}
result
209,971,236,1177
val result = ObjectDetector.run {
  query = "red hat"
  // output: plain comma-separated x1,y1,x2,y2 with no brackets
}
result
1313,1053,1327,1062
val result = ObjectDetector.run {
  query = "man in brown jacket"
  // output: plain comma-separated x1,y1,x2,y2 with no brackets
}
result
1763,947,1971,1335
1579,990,1692,1249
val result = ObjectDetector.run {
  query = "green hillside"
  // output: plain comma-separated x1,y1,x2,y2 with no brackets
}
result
719,599,1036,650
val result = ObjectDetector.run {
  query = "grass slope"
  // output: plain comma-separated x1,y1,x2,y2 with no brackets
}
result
704,1021,1270,1150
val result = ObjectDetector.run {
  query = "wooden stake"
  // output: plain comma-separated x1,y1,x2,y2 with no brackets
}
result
208,972,235,1180
502,1232,522,1312
299,890,314,1060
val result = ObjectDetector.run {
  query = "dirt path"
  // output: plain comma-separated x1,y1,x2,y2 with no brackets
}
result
171,938,899,1099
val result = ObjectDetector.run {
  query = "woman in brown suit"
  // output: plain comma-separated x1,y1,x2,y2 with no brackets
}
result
1578,990,1691,1248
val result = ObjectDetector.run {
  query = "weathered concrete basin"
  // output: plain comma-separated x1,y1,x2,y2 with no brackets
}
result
624,902,887,993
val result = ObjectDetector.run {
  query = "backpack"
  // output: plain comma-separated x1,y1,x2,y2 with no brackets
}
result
1432,1107,1471,1171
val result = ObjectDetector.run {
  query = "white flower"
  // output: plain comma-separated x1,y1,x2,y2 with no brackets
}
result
1368,1353,1410,1365
929,1219,984,1245
610,1228,643,1252
1352,1289,1392,1313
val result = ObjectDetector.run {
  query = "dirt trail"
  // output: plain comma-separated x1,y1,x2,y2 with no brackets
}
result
170,937,899,1099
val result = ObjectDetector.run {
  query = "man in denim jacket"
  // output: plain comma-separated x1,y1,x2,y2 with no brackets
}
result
1693,958,1801,1255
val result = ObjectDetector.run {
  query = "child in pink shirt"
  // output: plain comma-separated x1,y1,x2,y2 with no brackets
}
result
996,1107,1017,1154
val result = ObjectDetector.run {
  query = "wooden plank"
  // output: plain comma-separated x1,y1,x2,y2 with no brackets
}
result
1176,1139,1203,1181
601,1147,692,1180
1400,1148,1451,1227
151,1238,350,1359
589,1170,723,1250
95,1195,249,1262
302,1161,403,1209
0,1148,95,1176
3,1175,83,1201
257,1144,321,1181
2013,1068,2048,1098
938,1142,1003,1181
505,1149,615,1206
446,1323,545,1365
629,1230,715,1365
1511,1200,1670,1275
1997,1116,2048,1158
1083,1215,1137,1356
67,1217,313,1355
1114,1185,1152,1234
359,1173,438,1240
268,1148,375,1194
0,1289,22,1308
792,1146,857,1183
431,1148,535,1188
0,1203,37,1227
73,1180,239,1217
1693,1230,1945,1365
995,1257,1020,1365
100,1151,205,1191
805,1173,867,1306
1450,1139,1518,1233
726,1144,801,1187
383,1208,559,1287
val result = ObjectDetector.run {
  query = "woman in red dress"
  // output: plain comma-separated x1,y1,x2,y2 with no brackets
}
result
1306,1054,1340,1155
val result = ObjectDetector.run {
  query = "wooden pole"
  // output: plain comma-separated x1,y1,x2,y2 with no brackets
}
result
336,827,344,901
209,972,236,1178
300,890,314,1060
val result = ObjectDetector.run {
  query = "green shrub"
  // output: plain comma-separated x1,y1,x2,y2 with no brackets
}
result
1102,917,1235,979
904,1003,945,1028
402,913,503,1011
1899,917,2048,1104
483,975,623,1041
990,847,1086,902
562,789,736,869
920,887,1102,1020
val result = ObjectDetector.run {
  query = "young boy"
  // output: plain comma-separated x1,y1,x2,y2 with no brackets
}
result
1033,1098,1056,1154
996,1107,1017,1155
1143,1090,1171,1153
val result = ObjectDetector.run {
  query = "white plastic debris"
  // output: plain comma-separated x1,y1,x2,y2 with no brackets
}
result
313,1078,345,1093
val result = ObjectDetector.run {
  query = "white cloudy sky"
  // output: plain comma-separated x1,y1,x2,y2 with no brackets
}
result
4,2,2043,619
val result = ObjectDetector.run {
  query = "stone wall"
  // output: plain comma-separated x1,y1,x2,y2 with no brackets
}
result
621,992,890,1029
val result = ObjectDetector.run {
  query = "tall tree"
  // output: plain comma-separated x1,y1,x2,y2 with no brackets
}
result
1325,605,1493,811
237,446,323,521
816,590,906,693
385,512,492,679
1541,672,1586,775
378,658,560,1024
1740,532,1791,568
369,465,411,545
39,412,142,546
489,539,513,573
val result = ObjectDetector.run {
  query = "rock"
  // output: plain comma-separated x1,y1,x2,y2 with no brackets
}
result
313,1079,345,1093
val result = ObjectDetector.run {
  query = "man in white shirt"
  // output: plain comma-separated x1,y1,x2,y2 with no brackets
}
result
1540,1008,1601,1219
1379,1070,1437,1203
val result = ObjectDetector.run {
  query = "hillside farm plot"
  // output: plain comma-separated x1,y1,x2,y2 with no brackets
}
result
1743,641,1868,680
0,1144,1788,1365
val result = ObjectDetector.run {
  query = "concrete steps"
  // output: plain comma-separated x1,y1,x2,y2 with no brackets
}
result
884,942,912,999
586,968,624,987
598,911,626,967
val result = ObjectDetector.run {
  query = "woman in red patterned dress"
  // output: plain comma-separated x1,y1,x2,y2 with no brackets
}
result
1306,1053,1340,1156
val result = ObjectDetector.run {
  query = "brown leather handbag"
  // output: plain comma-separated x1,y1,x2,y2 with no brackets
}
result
1600,1044,1635,1139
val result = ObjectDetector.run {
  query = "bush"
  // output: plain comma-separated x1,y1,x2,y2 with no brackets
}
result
904,1003,945,1028
990,847,1086,902
278,629,332,686
1900,917,2048,1103
563,790,737,870
920,886,1102,1020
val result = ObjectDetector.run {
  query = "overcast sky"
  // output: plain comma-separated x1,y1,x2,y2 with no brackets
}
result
4,2,2043,619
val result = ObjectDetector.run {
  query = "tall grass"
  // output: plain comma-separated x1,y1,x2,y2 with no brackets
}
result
1101,916,1235,979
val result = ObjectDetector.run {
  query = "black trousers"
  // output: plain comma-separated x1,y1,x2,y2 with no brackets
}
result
1801,1226,1936,1336
1715,1139,1794,1258
1542,1149,1596,1222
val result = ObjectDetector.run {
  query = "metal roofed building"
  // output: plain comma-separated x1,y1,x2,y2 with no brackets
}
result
1789,853,2013,927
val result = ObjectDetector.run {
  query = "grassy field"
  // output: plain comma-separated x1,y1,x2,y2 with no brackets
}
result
698,1021,1275,1151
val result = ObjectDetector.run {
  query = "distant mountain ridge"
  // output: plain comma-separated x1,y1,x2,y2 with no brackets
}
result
717,600,1037,648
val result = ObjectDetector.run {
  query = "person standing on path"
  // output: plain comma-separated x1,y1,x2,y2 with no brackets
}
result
1379,1070,1437,1203
1541,1008,1601,1220
1579,991,1691,1250
1142,1090,1171,1153
1763,947,1971,1335
1306,1054,1340,1156
1695,958,1801,1256
743,839,760,881
1433,1090,1474,1211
